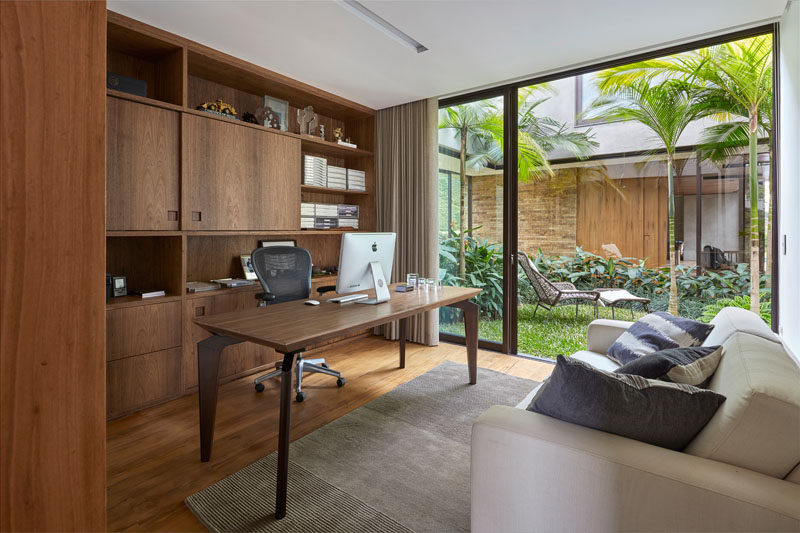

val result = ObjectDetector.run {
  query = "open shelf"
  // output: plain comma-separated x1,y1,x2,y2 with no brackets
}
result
107,19,184,106
106,293,183,310
301,185,368,196
299,135,372,158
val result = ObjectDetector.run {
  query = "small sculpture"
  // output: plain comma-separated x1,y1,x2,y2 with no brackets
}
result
319,124,325,140
255,106,281,129
242,112,258,124
297,106,318,135
333,127,344,142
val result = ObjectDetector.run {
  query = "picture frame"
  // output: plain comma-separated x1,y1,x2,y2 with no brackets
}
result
240,255,257,281
264,95,289,131
259,239,296,248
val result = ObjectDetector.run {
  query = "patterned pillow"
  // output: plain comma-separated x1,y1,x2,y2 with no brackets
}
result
615,345,723,387
607,312,714,365
528,355,726,450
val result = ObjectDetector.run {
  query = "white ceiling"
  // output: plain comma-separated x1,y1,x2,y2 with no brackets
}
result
108,0,787,110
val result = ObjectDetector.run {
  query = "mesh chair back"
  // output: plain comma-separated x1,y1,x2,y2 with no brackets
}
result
251,246,312,304
519,252,559,305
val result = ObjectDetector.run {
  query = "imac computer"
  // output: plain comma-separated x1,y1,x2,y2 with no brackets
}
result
332,232,396,304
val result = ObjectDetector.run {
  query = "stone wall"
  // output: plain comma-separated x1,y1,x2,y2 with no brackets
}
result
469,170,578,256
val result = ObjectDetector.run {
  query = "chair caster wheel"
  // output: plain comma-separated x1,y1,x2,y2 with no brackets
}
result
336,377,346,387
320,362,329,368
296,392,306,402
255,382,265,393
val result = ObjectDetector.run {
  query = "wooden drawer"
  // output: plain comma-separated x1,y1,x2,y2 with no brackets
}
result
106,347,182,419
107,301,181,362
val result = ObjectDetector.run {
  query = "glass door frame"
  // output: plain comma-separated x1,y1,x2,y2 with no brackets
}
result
438,23,780,354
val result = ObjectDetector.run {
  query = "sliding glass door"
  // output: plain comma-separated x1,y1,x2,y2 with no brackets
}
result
437,95,506,348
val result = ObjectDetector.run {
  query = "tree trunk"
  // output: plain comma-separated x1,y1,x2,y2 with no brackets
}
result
748,114,760,314
667,157,679,316
459,129,467,278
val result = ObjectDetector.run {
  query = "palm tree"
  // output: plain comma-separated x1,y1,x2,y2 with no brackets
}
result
594,36,773,313
439,87,599,277
438,102,495,277
587,79,704,315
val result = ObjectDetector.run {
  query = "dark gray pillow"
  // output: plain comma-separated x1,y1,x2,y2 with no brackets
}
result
607,311,715,365
528,355,725,450
615,345,724,387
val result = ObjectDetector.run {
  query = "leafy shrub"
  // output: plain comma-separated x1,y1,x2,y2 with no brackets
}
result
700,296,771,325
439,230,505,319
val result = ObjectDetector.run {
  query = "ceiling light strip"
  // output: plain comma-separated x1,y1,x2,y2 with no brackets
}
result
336,0,428,53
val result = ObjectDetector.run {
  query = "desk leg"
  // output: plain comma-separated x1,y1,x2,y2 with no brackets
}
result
398,318,407,368
451,300,479,384
275,350,299,520
198,334,244,462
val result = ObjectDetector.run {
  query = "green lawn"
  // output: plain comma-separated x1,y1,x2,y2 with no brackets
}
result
440,303,648,360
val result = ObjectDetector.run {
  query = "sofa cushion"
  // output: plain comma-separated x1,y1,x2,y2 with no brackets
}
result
787,463,800,485
607,312,714,365
685,332,800,478
528,355,726,450
615,345,723,387
702,306,780,347
570,350,620,372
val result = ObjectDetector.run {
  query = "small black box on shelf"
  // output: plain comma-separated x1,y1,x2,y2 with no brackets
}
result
107,71,148,98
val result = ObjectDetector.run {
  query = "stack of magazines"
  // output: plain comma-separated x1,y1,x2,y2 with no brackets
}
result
347,169,366,191
338,204,359,229
303,155,327,186
314,203,338,228
300,202,316,229
327,165,347,189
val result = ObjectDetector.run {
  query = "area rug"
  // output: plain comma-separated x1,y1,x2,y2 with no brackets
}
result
186,361,538,532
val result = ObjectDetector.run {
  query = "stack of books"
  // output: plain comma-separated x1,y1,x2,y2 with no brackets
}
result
300,202,316,229
338,204,359,229
314,203,339,229
327,165,347,189
303,155,327,186
347,169,366,191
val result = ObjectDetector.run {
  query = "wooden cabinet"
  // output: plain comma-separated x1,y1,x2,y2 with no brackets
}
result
107,347,182,419
107,97,180,230
182,115,301,231
182,290,278,391
106,301,181,361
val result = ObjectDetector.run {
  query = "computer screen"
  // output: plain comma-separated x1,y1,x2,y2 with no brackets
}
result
336,232,396,303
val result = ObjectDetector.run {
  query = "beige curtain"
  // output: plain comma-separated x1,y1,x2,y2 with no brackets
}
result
376,98,439,345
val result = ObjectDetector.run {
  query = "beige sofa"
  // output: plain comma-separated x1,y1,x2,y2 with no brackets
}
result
472,307,800,532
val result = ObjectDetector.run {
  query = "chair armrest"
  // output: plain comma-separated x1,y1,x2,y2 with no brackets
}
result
552,281,577,291
586,318,633,353
471,406,800,533
316,285,336,295
254,291,276,303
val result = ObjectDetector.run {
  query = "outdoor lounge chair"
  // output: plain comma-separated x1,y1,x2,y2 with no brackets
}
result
519,251,600,320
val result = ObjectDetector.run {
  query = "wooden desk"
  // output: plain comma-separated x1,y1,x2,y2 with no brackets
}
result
193,285,480,519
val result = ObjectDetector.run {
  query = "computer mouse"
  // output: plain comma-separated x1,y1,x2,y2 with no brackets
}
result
304,299,320,306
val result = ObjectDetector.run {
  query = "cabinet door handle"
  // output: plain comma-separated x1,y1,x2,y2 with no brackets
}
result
192,211,202,222
167,210,178,221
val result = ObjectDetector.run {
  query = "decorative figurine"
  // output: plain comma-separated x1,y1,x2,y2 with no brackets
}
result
333,127,344,142
255,106,281,129
319,124,325,140
196,99,237,117
242,112,258,124
297,106,318,135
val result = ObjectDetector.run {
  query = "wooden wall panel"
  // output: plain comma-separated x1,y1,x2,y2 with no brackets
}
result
0,1,107,530
576,177,667,267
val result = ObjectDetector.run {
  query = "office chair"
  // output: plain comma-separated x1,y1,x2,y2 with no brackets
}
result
250,246,345,402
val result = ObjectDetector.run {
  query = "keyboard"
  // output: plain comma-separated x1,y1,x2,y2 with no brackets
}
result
328,293,369,303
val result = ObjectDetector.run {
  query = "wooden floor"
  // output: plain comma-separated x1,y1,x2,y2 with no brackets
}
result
106,335,554,531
